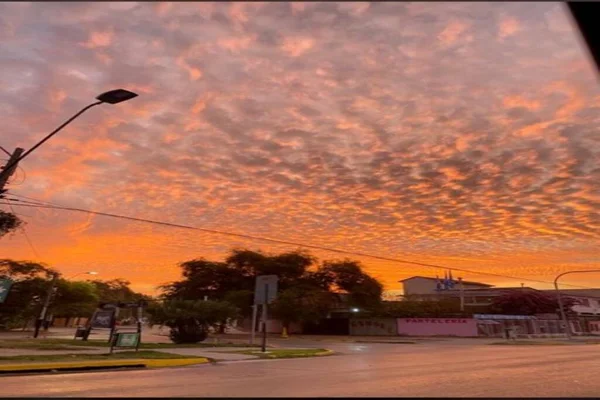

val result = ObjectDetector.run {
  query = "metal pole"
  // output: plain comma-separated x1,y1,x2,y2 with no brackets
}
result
0,101,103,184
261,284,268,353
553,269,600,340
33,273,58,338
250,304,257,345
555,280,571,340
459,277,465,312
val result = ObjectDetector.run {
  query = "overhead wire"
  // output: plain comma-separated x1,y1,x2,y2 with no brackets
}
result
3,194,596,290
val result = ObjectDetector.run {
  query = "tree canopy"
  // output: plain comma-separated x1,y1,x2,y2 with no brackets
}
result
0,259,149,329
160,249,384,329
0,211,22,238
490,290,577,315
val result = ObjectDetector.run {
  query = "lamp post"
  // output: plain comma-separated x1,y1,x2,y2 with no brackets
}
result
33,271,99,338
554,269,600,340
0,89,138,191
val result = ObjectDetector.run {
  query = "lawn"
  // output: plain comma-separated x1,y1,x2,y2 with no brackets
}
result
235,348,332,359
0,339,259,350
0,350,202,364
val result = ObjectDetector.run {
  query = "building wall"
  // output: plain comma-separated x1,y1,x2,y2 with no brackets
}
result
349,318,397,336
397,318,478,337
402,278,490,297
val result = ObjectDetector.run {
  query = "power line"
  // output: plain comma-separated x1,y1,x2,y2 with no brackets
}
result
4,195,596,290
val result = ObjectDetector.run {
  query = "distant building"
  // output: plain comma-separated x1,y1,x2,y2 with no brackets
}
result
399,276,492,301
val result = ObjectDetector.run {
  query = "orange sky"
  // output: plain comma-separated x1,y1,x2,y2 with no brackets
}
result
1,2,599,295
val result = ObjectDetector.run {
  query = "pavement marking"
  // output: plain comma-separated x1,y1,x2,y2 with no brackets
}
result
0,357,210,374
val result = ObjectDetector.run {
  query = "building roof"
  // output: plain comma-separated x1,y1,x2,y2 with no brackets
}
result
398,275,492,287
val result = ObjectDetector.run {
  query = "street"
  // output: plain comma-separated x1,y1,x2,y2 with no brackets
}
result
1,340,599,397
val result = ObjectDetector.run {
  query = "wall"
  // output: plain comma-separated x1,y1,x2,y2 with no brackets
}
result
349,318,397,336
403,278,439,296
397,318,478,337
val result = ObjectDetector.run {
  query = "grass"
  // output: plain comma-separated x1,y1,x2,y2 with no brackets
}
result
0,339,259,350
0,350,203,364
235,348,332,359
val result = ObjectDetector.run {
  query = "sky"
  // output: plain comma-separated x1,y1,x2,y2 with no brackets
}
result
0,2,599,295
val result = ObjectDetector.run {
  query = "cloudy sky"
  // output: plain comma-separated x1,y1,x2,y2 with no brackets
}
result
1,2,598,294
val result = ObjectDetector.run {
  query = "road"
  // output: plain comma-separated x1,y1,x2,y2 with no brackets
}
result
1,340,599,397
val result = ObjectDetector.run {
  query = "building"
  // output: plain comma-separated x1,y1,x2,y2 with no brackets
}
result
400,275,600,336
399,276,492,301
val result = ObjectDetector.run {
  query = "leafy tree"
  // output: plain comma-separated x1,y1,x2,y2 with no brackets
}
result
88,279,147,303
270,287,335,330
490,290,577,315
51,281,99,318
0,259,57,329
319,260,384,310
160,250,385,335
0,211,22,238
147,300,238,344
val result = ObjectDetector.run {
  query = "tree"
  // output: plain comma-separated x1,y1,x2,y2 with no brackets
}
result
270,287,334,330
319,260,384,310
0,211,22,238
490,290,576,315
88,279,147,303
160,249,385,335
147,299,238,344
0,259,57,329
51,280,99,318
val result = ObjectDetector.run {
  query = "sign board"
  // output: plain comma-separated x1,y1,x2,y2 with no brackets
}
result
90,309,116,329
0,279,13,303
254,275,278,305
115,332,140,348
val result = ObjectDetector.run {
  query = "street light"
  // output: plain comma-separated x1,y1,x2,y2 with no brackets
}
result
0,89,138,185
554,269,600,340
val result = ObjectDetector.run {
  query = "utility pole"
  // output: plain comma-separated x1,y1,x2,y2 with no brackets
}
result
33,273,58,339
458,277,465,312
0,147,24,196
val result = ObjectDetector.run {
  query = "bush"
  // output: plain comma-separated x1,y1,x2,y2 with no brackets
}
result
168,319,209,344
147,299,238,344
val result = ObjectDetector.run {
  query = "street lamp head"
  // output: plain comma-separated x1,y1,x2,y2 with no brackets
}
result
87,271,98,275
95,89,138,104
351,308,360,313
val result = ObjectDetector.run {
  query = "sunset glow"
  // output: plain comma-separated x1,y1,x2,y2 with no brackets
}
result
1,2,598,294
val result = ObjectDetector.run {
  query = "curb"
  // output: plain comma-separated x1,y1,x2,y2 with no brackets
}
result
314,349,334,356
0,357,210,375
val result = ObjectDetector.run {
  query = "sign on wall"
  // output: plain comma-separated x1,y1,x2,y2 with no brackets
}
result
397,318,478,337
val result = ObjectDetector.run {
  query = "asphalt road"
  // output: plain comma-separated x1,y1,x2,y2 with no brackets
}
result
1,340,599,397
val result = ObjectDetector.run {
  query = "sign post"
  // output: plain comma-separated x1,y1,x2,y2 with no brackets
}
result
250,304,258,345
0,279,13,304
253,275,278,352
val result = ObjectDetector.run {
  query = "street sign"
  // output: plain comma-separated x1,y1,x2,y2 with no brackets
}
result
90,309,116,329
254,275,278,305
0,279,13,303
115,332,140,348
